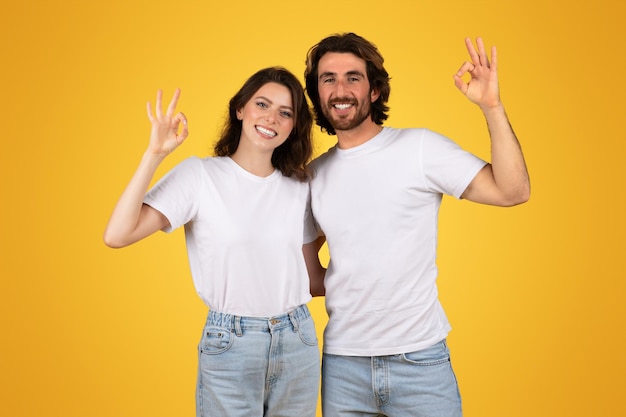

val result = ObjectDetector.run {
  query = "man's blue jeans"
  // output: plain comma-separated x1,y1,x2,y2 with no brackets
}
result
322,339,462,417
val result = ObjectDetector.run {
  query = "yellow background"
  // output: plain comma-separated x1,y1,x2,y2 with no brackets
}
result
2,0,625,416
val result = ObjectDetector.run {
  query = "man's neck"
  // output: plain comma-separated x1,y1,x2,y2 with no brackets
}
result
336,121,384,150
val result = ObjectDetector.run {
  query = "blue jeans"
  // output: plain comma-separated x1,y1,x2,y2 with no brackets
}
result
322,339,462,417
196,305,320,417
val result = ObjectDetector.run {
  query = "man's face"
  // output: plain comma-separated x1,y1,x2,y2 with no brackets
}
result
317,52,379,132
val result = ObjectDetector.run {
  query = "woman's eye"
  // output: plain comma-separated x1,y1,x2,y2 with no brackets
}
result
280,111,293,118
256,101,268,108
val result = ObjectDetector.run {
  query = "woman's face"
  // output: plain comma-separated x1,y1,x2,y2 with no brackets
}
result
236,82,294,154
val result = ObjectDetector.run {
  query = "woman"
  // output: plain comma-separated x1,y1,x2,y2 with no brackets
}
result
104,67,320,417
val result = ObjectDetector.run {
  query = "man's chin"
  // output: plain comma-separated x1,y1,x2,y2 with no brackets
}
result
323,108,370,132
326,114,352,129
330,116,368,132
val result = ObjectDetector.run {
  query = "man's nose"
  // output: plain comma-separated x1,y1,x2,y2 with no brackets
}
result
335,79,346,96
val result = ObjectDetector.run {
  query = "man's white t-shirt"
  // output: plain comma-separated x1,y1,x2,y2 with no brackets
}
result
144,156,315,317
308,127,487,356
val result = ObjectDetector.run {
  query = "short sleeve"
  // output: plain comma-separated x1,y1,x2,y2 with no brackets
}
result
143,157,203,232
420,130,487,198
303,185,321,244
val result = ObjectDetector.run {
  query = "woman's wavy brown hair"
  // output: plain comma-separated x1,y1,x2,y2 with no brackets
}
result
214,67,313,181
304,33,391,136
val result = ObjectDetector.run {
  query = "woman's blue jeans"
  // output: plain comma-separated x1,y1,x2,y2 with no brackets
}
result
196,304,320,417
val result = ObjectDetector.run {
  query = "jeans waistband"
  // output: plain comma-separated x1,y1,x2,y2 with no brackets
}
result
205,304,310,335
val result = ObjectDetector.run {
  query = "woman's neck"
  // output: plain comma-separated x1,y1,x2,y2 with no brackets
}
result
230,150,275,177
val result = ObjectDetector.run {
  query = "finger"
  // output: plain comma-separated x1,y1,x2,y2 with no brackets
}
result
173,111,188,134
490,45,498,72
475,37,490,68
179,112,189,138
174,112,190,146
175,111,188,127
465,37,480,66
453,73,468,95
178,123,189,142
455,61,476,77
146,101,154,121
155,89,163,118
166,88,181,118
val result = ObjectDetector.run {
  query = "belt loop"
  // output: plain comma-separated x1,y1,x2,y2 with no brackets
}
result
288,311,299,332
234,316,243,337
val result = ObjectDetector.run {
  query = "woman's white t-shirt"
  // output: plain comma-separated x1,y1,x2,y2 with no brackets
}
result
144,156,315,317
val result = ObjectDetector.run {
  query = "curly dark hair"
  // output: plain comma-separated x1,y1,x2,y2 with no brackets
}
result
214,67,313,181
304,33,391,136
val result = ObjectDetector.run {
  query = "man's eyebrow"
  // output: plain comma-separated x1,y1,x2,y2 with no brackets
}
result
319,70,365,79
319,71,336,79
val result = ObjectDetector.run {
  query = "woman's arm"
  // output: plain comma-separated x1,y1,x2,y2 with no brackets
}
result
103,89,188,247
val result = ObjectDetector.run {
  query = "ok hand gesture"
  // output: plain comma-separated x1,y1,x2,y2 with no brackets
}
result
453,37,501,110
146,88,189,156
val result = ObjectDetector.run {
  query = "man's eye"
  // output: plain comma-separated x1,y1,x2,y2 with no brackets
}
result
322,78,334,83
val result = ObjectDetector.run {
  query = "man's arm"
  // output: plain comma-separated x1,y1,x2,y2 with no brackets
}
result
454,37,530,206
303,236,327,297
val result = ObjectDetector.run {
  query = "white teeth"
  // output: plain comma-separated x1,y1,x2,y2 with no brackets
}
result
256,126,276,137
334,103,352,110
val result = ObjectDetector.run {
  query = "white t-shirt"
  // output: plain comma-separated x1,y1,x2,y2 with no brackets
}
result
144,156,315,317
308,127,487,356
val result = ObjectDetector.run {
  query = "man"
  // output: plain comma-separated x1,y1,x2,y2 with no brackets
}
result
302,33,530,416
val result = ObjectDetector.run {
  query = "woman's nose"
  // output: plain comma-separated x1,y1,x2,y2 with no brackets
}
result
265,111,276,122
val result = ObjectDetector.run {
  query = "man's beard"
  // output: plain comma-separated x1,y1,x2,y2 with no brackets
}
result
322,98,372,132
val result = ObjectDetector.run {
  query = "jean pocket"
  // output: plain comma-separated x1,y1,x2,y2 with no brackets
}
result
297,317,318,347
199,326,233,355
401,340,450,366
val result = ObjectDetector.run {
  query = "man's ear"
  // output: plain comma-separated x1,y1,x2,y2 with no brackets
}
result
370,88,380,103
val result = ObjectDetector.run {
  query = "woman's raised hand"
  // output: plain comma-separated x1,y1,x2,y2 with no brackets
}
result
146,88,189,156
